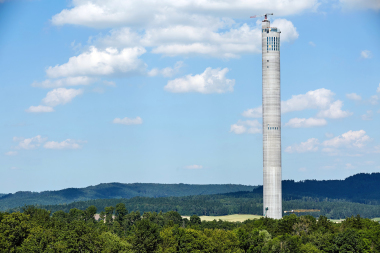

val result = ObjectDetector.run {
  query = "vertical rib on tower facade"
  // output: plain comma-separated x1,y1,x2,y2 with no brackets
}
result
262,18,282,219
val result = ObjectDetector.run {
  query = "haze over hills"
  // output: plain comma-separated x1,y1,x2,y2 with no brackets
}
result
0,183,255,211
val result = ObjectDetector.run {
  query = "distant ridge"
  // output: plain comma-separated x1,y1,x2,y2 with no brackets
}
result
252,172,380,204
0,183,255,211
10,172,380,219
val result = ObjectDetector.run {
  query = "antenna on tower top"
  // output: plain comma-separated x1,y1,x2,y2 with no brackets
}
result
250,13,273,20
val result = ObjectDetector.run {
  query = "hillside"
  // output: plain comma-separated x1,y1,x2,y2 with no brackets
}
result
12,190,380,219
252,172,380,204
0,183,255,211
7,172,380,219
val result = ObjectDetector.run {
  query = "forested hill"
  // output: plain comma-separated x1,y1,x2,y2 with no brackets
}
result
253,172,380,204
0,183,255,211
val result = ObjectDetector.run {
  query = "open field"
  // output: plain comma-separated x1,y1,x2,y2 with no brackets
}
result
182,215,380,223
182,214,263,222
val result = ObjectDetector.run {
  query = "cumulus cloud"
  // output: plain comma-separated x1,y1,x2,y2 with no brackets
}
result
282,88,335,113
360,50,372,59
51,0,319,28
369,95,379,105
285,117,327,128
340,0,380,10
148,61,183,77
309,41,316,47
165,67,234,94
11,136,86,151
44,139,85,149
285,138,319,153
97,18,298,58
46,47,147,78
25,105,54,113
184,165,203,169
32,76,94,88
243,88,351,121
42,88,83,107
242,106,262,118
322,130,370,148
361,110,373,121
113,117,143,125
230,120,261,134
346,93,361,101
377,84,380,93
14,135,47,150
316,100,353,119
103,80,116,87
271,19,299,43
5,151,17,156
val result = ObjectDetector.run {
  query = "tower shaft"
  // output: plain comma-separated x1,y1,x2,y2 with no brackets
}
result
262,19,282,219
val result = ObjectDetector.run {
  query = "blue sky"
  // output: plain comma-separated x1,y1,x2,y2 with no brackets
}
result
0,0,379,193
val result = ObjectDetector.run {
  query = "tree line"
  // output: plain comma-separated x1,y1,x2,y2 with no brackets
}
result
1,204,380,252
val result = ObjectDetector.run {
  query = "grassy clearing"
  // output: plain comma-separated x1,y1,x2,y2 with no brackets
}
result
182,214,262,222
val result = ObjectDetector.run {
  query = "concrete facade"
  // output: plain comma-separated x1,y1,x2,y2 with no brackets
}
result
262,18,282,219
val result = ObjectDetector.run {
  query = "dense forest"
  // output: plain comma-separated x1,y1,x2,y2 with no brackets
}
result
1,204,380,252
12,191,380,219
0,183,255,211
254,173,380,205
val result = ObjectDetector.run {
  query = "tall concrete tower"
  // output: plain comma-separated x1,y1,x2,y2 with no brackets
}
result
261,13,282,219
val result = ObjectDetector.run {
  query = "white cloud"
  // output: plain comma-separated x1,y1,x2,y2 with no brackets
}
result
377,84,380,93
32,76,94,88
5,151,17,156
285,117,327,128
282,88,335,113
299,167,307,172
271,19,299,43
346,93,361,101
148,61,183,77
325,132,334,138
165,67,234,94
322,130,370,148
285,138,319,153
242,106,262,118
361,110,373,121
97,18,298,58
245,88,350,119
42,88,83,107
316,100,352,119
51,0,319,28
340,0,380,10
360,50,372,59
185,165,203,169
345,163,355,169
103,80,116,87
230,120,261,134
25,105,54,113
46,47,147,78
309,41,316,47
369,95,379,105
15,135,47,150
44,139,85,149
113,117,143,125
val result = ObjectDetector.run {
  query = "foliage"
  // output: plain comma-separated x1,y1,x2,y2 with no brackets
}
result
1,205,380,252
